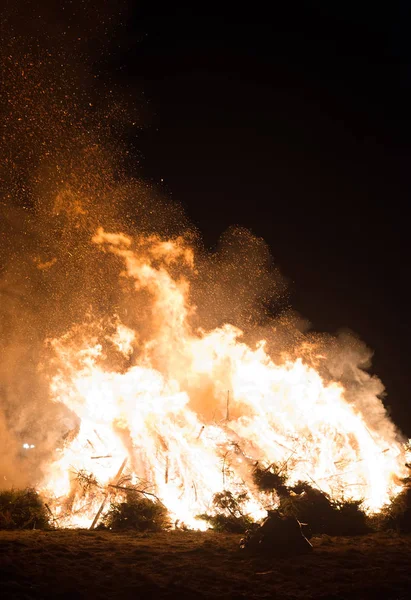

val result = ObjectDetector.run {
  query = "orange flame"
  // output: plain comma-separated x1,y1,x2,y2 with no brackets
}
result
39,229,409,528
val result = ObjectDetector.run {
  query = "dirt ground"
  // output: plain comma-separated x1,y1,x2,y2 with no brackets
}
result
1,529,410,599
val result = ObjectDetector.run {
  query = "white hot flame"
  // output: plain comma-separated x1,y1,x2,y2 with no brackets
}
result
39,229,409,528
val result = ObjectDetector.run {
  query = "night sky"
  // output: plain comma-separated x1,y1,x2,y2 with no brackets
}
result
103,3,411,435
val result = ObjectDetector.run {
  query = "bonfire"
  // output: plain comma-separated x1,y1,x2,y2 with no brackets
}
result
29,227,410,530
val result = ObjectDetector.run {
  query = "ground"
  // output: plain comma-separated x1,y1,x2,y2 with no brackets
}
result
1,530,410,599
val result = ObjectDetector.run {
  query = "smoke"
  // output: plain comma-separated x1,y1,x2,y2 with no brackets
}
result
0,1,133,487
0,4,404,491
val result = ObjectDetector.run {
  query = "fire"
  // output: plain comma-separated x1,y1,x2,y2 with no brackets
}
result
39,228,409,528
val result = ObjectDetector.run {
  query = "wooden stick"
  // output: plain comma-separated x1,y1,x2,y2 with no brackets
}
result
89,458,127,530
91,455,112,460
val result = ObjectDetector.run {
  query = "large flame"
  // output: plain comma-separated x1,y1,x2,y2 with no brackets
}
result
39,228,409,528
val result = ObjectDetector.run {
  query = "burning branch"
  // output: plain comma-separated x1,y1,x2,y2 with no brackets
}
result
89,458,128,530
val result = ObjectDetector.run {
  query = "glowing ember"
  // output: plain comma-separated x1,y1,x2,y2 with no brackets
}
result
39,229,409,528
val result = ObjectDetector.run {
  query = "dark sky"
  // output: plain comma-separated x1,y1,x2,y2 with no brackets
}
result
103,3,411,435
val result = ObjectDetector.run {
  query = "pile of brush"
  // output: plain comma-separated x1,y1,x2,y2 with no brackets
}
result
198,462,411,539
100,490,171,532
0,488,52,530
